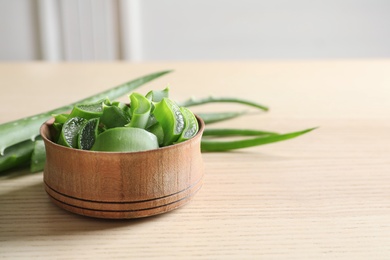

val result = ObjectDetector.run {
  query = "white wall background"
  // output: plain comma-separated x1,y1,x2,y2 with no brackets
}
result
0,0,390,61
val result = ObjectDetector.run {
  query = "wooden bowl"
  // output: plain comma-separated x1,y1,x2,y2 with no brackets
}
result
40,117,205,219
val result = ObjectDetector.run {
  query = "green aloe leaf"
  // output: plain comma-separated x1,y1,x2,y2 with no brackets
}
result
179,96,269,111
0,140,35,173
201,128,316,151
100,104,130,129
91,127,159,152
153,98,185,146
68,99,106,120
198,111,247,124
176,107,199,143
147,123,164,146
78,118,100,150
127,92,152,129
53,114,69,124
30,140,46,173
145,87,170,102
203,128,279,137
57,117,88,148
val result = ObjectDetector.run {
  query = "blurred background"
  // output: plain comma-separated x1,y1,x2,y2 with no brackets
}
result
1,0,389,61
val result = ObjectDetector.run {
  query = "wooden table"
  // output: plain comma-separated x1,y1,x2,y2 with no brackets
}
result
1,60,390,259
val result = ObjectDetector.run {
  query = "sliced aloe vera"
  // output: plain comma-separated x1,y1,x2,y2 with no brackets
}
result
153,98,185,146
201,128,316,151
53,113,69,124
30,139,46,173
146,114,158,129
145,87,170,102
111,101,131,116
51,114,69,140
78,118,100,150
100,104,130,129
58,117,87,148
91,127,159,152
147,123,164,146
176,107,199,143
127,92,151,129
68,99,105,120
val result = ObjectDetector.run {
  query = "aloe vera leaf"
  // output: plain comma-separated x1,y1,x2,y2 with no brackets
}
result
198,111,247,124
111,101,128,109
100,104,130,129
178,96,269,111
68,99,105,120
30,140,46,173
147,123,164,146
58,117,88,148
91,127,159,152
111,101,132,118
78,118,100,150
176,107,199,143
53,114,69,124
203,128,279,137
200,127,316,151
145,87,170,102
0,70,172,155
146,114,158,129
153,98,185,146
0,140,35,173
51,115,65,139
127,92,152,129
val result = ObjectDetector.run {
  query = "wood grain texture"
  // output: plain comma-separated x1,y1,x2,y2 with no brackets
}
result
1,60,390,259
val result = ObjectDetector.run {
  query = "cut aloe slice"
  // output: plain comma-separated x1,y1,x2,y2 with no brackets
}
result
68,99,106,120
147,123,164,146
127,92,151,129
176,107,199,143
146,114,158,129
78,118,100,150
145,87,170,102
91,127,159,152
153,98,185,146
100,104,130,129
53,113,69,124
57,117,87,148
30,139,46,173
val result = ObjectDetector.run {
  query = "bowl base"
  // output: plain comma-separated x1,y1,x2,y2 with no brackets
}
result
44,178,203,219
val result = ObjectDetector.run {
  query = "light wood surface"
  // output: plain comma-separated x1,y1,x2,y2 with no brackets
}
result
1,60,390,259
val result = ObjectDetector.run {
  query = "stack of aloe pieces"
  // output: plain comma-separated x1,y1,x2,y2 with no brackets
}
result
0,70,315,173
53,88,199,152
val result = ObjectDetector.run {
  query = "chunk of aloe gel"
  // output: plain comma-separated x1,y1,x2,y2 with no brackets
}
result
68,99,105,120
153,98,185,146
58,117,87,148
100,104,130,129
176,107,199,143
91,127,159,152
145,87,170,102
78,118,100,150
147,123,164,146
127,92,151,129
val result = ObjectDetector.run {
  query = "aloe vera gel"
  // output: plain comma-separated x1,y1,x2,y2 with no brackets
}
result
53,88,199,152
